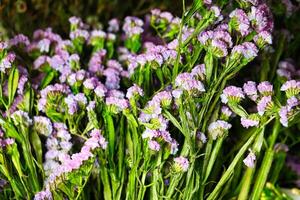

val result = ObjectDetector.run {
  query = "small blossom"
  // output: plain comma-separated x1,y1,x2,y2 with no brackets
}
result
191,64,206,81
221,86,245,104
34,116,53,137
126,84,144,99
243,81,258,101
281,80,300,98
173,156,189,172
243,149,256,168
148,140,160,151
208,120,232,140
257,96,273,116
253,31,272,48
241,115,260,128
175,73,205,93
221,106,233,120
257,81,273,96
229,9,251,36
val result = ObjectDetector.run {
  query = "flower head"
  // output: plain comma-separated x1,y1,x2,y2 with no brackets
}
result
208,120,232,140
221,86,245,104
173,156,189,172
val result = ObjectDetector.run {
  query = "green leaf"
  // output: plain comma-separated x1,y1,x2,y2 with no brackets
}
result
8,66,19,106
163,110,184,134
40,70,56,89
30,130,43,166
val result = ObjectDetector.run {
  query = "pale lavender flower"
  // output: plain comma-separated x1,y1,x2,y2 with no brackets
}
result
108,18,119,32
241,116,259,128
257,96,273,116
221,86,245,104
11,110,32,126
229,9,251,36
197,132,207,144
174,156,189,172
88,50,106,73
279,106,289,127
34,188,52,200
148,140,161,151
38,38,51,53
74,93,87,105
211,39,228,57
175,73,205,93
198,31,214,45
105,97,129,113
9,34,30,47
257,81,273,95
243,150,256,168
17,75,28,95
248,4,274,33
170,139,179,154
126,84,144,99
103,68,120,90
70,29,89,41
221,106,233,119
64,95,78,115
231,42,258,61
208,120,232,140
95,83,107,98
87,101,96,111
280,80,300,97
243,81,258,101
213,30,233,48
33,55,51,69
33,116,53,137
123,16,144,37
210,6,223,22
83,77,99,90
0,52,16,72
253,31,272,48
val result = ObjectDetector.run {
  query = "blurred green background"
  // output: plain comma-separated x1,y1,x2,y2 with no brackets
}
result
0,0,188,38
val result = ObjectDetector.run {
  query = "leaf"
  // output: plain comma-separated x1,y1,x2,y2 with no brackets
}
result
8,66,19,106
40,70,56,89
30,130,43,166
163,110,184,134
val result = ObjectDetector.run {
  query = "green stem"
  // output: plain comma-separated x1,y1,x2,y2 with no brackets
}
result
207,131,259,200
250,119,280,200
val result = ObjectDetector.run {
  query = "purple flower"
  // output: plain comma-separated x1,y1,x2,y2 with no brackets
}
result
34,188,53,200
148,140,161,151
38,38,51,53
243,150,256,168
123,16,144,37
64,94,78,115
208,120,232,140
257,96,273,116
221,106,233,119
248,4,273,33
198,31,214,45
105,97,129,113
95,83,107,98
281,80,300,98
33,116,53,137
174,156,189,172
257,81,273,96
17,75,28,95
191,64,206,81
9,34,30,47
175,73,205,93
0,52,16,72
211,39,228,57
231,42,258,61
126,84,144,99
108,18,119,32
241,116,259,128
243,81,258,101
221,86,245,104
229,9,251,36
83,77,99,90
253,31,272,48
